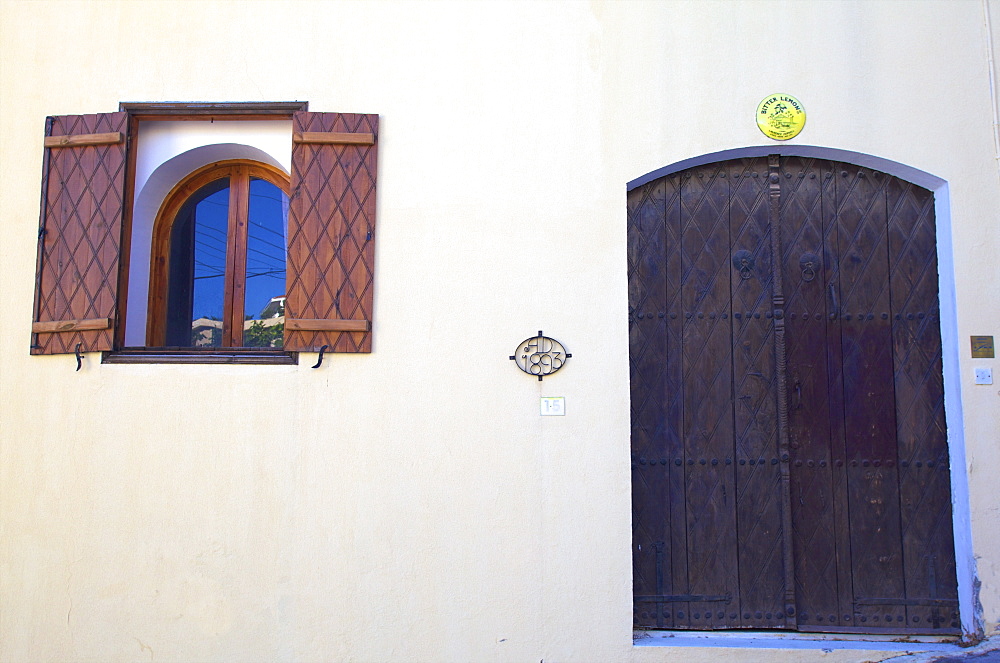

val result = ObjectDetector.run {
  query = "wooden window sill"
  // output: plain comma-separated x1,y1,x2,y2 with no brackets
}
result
102,348,298,365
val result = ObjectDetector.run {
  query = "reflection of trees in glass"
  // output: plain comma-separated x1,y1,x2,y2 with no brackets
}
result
244,320,284,348
191,325,222,347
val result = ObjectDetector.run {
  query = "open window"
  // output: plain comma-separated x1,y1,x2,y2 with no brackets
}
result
30,103,379,363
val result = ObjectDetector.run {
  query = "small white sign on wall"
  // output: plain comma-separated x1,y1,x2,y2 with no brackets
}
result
540,397,566,416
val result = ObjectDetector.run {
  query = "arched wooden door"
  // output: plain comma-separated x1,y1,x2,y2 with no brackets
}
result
629,156,958,634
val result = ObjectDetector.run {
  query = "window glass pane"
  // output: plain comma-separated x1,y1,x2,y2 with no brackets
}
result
166,178,229,347
243,178,288,348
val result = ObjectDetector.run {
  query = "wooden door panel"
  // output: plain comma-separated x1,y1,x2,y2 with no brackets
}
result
781,157,853,629
729,159,786,628
835,169,898,459
663,175,689,629
680,165,738,628
886,180,959,630
833,167,907,629
629,175,687,628
629,178,668,628
818,162,860,630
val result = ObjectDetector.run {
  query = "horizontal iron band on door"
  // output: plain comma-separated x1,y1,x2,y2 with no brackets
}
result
32,318,112,333
292,131,375,146
285,319,371,332
634,594,733,603
44,132,123,148
854,598,959,607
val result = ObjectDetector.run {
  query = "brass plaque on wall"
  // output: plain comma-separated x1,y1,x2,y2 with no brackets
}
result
971,335,995,358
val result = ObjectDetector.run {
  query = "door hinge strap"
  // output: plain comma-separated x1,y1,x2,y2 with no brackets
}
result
854,598,958,607
635,593,733,603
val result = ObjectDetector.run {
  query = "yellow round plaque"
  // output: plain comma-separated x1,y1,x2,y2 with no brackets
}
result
756,94,806,141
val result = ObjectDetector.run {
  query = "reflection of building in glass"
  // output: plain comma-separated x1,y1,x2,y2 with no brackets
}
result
258,296,285,320
190,296,285,347
191,318,222,347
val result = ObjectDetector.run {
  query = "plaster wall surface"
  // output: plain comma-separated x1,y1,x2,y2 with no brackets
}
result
1,1,999,661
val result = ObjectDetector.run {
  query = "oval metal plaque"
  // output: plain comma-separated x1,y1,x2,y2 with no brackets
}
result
510,331,571,381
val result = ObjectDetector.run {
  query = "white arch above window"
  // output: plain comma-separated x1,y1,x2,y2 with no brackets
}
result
125,121,291,346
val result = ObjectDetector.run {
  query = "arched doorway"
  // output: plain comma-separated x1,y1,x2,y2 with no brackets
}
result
629,155,959,634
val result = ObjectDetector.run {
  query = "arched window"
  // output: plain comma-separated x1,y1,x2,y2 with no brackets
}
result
148,160,290,348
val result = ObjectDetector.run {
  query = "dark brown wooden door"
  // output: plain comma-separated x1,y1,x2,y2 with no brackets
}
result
629,156,958,635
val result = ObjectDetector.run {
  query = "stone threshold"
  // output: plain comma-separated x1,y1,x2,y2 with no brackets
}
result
634,630,963,652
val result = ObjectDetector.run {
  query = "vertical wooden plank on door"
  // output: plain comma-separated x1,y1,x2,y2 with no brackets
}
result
729,158,786,628
663,174,688,629
886,180,959,631
835,166,907,630
629,177,672,628
822,163,858,631
680,164,738,628
782,157,848,630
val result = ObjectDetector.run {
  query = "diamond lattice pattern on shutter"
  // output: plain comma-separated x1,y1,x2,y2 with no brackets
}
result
31,112,128,355
285,111,378,353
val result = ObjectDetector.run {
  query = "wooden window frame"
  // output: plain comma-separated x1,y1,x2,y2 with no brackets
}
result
146,160,290,348
109,103,307,363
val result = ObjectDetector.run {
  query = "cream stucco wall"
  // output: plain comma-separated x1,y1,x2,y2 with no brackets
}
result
2,1,1000,662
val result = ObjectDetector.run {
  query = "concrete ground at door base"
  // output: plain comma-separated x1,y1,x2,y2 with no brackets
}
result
899,635,1000,663
632,630,995,662
926,652,1000,662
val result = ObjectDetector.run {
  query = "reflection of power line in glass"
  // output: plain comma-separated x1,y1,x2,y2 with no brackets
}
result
247,236,285,255
246,270,284,279
248,214,286,233
248,221,286,239
197,224,228,242
247,252,284,269
194,240,227,260
194,256,225,279
251,192,287,204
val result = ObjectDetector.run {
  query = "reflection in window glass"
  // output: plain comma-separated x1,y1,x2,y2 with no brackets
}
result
166,178,229,347
243,178,288,348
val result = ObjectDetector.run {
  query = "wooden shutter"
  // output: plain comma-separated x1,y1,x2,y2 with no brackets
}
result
31,112,128,355
285,111,378,352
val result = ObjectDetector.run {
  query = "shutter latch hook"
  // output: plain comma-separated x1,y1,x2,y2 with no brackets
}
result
311,344,329,369
74,343,83,372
